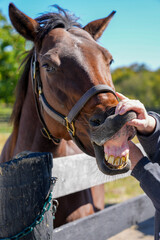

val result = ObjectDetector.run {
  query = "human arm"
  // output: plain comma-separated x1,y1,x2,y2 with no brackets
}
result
132,157,160,211
129,141,160,211
129,139,160,240
137,111,160,160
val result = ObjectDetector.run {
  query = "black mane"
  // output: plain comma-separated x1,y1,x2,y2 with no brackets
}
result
35,5,81,41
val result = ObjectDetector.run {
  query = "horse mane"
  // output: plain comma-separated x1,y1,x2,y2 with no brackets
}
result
11,6,81,129
35,5,81,42
10,50,33,127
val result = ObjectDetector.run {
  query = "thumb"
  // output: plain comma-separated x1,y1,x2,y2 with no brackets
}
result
127,118,145,128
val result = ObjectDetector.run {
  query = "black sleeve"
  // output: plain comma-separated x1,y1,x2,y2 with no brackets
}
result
137,111,160,160
131,157,160,210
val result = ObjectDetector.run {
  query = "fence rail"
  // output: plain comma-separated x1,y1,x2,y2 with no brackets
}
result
52,153,131,198
53,194,154,240
52,145,154,239
0,114,10,122
52,144,146,198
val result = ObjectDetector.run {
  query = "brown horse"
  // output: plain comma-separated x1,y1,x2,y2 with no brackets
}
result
0,3,135,227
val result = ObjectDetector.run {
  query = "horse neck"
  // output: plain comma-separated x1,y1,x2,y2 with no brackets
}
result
10,73,68,159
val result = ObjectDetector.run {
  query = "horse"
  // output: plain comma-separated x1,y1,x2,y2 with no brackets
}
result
0,3,136,227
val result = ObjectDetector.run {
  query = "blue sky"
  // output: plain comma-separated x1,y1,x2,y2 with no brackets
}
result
0,0,160,70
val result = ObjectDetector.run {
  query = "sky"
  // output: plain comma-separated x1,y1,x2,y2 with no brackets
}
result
0,0,160,71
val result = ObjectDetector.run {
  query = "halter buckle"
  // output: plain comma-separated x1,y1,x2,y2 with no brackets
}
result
65,117,75,136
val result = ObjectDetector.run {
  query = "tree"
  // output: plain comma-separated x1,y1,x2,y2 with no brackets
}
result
112,64,160,109
0,11,26,104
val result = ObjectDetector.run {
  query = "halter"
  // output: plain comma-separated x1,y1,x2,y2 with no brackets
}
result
31,50,118,154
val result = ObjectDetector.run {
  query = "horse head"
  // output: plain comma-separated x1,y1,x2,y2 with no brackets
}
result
9,3,136,175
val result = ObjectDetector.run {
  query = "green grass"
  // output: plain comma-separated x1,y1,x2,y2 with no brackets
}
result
104,176,143,204
0,122,12,134
0,104,12,134
0,133,10,153
0,104,12,115
0,104,13,152
0,122,12,153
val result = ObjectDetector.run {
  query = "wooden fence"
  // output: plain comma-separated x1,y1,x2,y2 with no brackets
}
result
52,145,155,239
0,115,156,238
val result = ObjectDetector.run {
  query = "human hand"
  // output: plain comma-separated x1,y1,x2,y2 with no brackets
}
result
128,141,144,169
115,92,156,135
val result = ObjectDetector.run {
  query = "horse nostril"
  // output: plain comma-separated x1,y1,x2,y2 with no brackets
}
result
89,119,102,127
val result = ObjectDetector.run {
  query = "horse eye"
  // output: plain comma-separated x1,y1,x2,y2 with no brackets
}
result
42,63,56,72
110,59,114,65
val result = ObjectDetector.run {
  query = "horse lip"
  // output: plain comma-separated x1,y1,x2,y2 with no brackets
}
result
90,111,137,146
92,142,131,175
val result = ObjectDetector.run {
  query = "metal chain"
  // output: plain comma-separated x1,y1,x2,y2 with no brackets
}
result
0,177,58,240
52,199,59,221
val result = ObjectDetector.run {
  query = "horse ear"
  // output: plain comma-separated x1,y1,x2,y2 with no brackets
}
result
9,3,39,41
83,11,116,40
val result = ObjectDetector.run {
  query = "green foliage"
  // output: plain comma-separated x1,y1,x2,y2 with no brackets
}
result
0,11,26,104
112,64,160,108
0,104,12,115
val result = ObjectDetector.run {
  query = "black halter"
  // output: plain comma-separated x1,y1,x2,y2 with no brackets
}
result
31,50,118,154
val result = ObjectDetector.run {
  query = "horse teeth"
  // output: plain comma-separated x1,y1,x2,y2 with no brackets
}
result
121,156,126,163
108,155,114,164
105,153,108,161
105,153,129,167
119,157,123,165
114,157,120,166
126,153,129,161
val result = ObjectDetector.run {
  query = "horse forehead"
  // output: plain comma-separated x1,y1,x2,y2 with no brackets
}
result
44,27,93,43
40,28,112,76
41,28,103,57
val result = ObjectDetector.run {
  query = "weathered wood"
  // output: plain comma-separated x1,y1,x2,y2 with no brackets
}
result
52,144,146,198
0,152,54,240
52,153,131,198
53,194,155,240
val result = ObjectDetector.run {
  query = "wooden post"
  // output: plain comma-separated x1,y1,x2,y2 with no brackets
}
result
0,152,54,239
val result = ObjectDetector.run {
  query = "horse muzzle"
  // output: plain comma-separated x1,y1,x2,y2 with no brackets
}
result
90,111,137,175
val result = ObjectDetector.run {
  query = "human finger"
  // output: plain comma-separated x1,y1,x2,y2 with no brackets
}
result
127,118,145,128
115,100,136,115
115,98,130,114
116,92,129,101
116,99,146,116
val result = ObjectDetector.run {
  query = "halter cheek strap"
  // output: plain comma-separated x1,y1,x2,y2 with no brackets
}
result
39,85,118,135
31,52,61,144
31,51,118,154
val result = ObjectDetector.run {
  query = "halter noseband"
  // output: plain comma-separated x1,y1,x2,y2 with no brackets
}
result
31,50,118,154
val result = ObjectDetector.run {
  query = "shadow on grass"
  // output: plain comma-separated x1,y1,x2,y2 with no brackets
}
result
137,217,154,236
